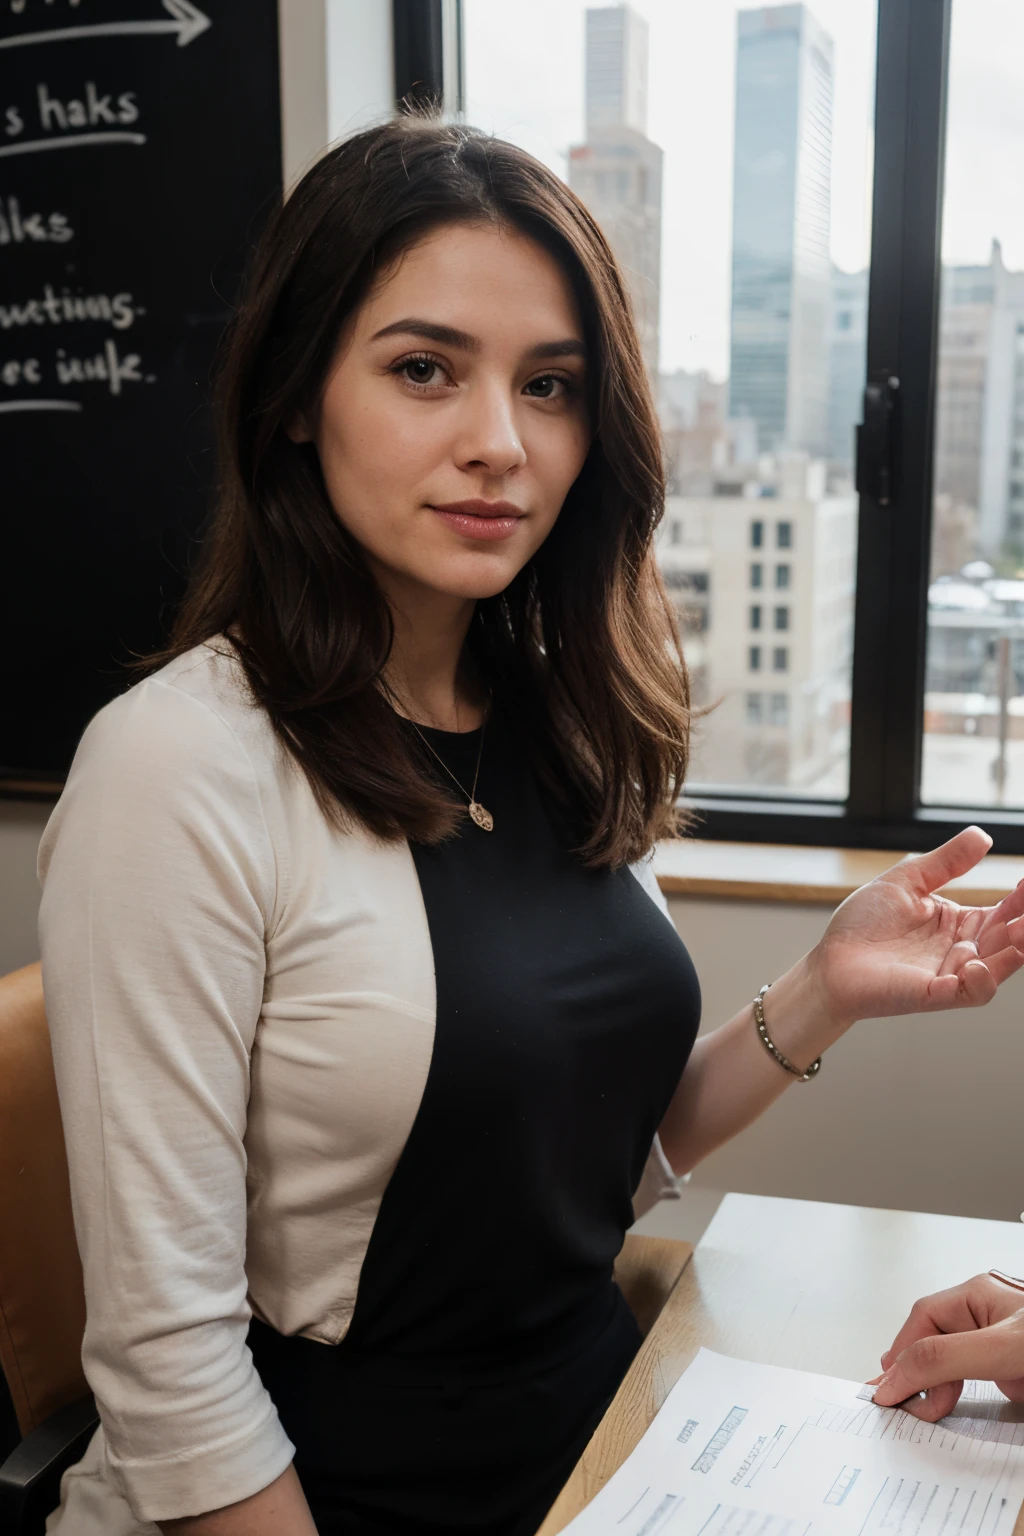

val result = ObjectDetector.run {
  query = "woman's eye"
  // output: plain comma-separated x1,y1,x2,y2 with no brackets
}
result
524,375,569,400
401,357,443,387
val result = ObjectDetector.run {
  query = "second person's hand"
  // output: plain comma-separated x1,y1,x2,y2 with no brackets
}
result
871,1271,1024,1421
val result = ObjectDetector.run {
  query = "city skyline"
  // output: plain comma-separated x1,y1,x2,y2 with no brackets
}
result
465,0,1024,379
465,0,874,378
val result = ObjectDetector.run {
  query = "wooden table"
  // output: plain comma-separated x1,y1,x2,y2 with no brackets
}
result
537,1192,1024,1534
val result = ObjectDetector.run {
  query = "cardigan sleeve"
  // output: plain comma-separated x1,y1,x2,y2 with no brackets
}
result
37,675,295,1524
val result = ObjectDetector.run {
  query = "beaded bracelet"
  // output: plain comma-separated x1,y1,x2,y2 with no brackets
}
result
753,983,822,1082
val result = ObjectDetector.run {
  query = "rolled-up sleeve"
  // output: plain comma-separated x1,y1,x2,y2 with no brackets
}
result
38,676,295,1524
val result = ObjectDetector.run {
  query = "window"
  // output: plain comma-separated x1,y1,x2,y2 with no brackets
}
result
746,692,763,725
770,692,790,726
774,606,790,631
749,604,762,630
464,0,871,804
462,0,1024,853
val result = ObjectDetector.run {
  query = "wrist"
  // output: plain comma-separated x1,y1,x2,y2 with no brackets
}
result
761,951,854,1068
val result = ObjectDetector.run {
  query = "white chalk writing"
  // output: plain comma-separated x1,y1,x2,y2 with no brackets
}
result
0,286,141,329
0,194,73,243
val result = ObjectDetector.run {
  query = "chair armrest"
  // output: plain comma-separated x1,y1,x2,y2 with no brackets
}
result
0,1394,98,1535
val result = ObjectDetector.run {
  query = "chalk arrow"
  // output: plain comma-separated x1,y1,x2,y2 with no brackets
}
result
0,1,213,51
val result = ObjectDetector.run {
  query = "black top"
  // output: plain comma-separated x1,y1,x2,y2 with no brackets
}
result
248,698,701,1536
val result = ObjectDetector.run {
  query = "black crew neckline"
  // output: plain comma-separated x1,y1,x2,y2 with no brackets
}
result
412,720,483,742
393,708,487,743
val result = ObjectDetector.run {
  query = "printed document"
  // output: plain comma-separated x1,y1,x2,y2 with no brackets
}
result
561,1348,1024,1536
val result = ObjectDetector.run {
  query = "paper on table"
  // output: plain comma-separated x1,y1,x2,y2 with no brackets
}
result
854,1378,1024,1445
560,1348,1024,1536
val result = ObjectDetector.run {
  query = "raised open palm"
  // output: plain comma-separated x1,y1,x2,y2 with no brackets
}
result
813,827,1024,1024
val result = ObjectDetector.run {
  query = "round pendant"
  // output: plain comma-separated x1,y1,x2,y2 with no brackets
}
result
469,801,494,831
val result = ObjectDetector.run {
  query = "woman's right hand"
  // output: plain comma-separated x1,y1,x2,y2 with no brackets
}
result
871,1271,1024,1421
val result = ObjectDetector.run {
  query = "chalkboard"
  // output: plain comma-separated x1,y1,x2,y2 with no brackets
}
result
0,0,281,787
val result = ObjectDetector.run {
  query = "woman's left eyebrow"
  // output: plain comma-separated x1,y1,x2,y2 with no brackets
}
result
526,338,586,361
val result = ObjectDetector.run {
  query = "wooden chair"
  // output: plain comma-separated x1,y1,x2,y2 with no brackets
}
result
0,962,97,1535
0,961,691,1534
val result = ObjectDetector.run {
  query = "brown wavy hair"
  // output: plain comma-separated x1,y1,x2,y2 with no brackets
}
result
151,115,690,868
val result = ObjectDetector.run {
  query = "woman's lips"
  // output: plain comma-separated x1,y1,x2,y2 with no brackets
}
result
429,501,525,542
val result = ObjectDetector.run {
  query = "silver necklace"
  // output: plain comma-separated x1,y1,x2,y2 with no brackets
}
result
408,701,494,832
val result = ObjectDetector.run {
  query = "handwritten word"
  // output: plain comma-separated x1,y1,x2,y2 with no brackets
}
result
0,355,40,385
56,339,149,396
4,81,138,138
0,286,140,330
0,194,72,244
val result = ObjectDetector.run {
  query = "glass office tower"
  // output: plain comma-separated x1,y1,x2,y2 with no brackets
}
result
728,4,834,455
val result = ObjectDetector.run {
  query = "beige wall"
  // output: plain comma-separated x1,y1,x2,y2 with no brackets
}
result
668,892,1024,1225
0,803,51,975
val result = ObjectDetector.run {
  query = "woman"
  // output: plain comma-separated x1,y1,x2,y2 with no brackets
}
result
39,116,1024,1536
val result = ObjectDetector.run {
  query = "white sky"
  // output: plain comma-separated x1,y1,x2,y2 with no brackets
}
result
464,0,1024,378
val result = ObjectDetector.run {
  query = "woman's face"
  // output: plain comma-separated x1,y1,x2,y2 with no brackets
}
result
305,221,591,608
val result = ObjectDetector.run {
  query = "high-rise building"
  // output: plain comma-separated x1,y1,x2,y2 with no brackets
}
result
657,455,856,792
657,369,730,495
569,5,663,376
728,5,834,456
975,242,1024,559
936,261,995,509
583,3,648,136
929,257,993,576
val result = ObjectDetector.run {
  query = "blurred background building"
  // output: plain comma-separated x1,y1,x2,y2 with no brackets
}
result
728,4,834,458
568,4,663,376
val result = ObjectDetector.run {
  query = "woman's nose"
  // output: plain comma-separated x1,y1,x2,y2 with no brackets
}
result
454,381,527,477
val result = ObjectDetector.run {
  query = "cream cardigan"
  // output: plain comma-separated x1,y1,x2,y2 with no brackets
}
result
38,642,682,1532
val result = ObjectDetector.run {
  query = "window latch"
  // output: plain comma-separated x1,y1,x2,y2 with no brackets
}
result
855,375,900,508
